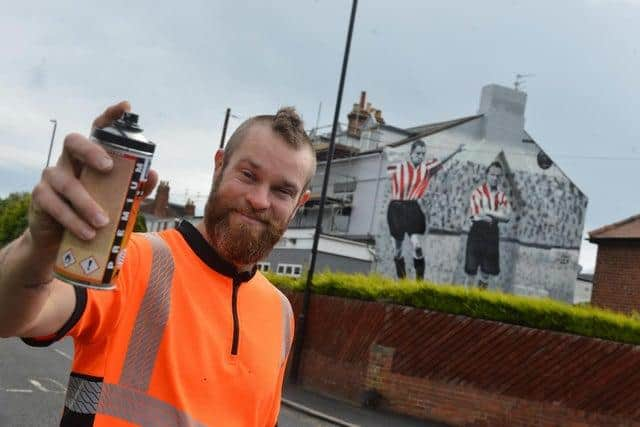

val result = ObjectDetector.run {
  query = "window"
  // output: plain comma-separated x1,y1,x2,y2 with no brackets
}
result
276,263,303,277
333,180,357,193
257,262,270,272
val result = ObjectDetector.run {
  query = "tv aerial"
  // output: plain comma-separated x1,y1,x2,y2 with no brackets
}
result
514,73,535,92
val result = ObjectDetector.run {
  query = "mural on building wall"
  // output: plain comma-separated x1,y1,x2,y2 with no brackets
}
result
464,161,511,289
385,141,463,280
377,138,588,303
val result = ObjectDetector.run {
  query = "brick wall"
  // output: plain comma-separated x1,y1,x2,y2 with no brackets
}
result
286,292,640,426
592,242,640,314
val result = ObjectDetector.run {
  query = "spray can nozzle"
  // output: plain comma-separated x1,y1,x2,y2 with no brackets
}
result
116,112,142,131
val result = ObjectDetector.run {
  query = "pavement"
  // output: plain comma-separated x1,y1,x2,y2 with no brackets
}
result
283,383,449,427
0,337,448,426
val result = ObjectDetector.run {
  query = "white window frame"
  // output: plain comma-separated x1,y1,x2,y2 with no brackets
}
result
257,262,270,272
276,263,303,277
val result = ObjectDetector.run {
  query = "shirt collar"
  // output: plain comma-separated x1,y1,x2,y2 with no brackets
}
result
175,220,257,282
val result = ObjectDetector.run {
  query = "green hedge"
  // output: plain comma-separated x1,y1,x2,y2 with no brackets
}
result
266,272,640,346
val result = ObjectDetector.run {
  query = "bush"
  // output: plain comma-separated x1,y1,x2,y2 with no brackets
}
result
0,193,31,247
266,271,640,346
134,213,147,232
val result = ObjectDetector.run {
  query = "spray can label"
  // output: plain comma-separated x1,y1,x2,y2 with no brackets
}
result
53,112,154,290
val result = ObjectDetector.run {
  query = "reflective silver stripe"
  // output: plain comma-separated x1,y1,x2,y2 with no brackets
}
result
119,233,174,390
66,234,206,424
97,383,206,427
65,376,102,414
276,289,294,367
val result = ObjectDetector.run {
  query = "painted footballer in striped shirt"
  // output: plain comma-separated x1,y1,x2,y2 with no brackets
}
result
386,140,463,280
464,161,511,289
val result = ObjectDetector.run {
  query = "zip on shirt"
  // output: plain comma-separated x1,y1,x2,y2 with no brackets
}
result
231,277,241,355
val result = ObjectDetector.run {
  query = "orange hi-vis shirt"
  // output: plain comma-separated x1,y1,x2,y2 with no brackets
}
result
23,220,294,427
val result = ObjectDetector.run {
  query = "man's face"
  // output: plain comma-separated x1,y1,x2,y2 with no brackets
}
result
204,125,313,267
409,145,426,166
487,165,502,190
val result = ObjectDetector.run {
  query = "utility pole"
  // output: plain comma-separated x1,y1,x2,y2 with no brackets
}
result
46,119,57,168
219,108,231,149
289,0,358,384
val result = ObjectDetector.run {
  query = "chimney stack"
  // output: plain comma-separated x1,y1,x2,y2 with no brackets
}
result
153,181,170,217
347,91,379,138
184,199,195,217
477,84,527,145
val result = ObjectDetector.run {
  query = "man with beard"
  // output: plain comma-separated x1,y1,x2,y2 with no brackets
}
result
0,101,316,426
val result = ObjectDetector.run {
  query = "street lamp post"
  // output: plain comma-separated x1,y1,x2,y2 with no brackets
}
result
219,108,231,150
46,119,57,168
288,0,358,384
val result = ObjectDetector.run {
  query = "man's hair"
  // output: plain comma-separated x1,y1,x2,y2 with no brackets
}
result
486,161,503,174
410,140,426,153
223,107,316,191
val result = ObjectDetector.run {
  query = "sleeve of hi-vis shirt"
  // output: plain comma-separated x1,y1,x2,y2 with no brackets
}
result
21,234,144,348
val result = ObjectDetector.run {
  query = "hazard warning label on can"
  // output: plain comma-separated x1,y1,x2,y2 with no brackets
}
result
62,249,76,267
80,257,100,275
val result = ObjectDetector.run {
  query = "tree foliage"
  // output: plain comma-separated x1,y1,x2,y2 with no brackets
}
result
134,212,147,232
0,192,31,247
0,193,149,247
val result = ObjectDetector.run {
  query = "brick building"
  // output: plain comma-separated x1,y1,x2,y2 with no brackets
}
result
139,181,200,231
589,214,640,314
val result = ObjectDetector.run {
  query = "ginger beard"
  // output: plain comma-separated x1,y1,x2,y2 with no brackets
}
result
203,172,291,267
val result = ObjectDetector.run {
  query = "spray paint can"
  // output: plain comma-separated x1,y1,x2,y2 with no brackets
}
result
54,112,155,289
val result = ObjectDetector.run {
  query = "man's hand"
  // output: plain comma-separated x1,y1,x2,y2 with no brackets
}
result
486,211,509,223
28,101,158,254
417,197,429,214
0,101,159,338
474,214,494,223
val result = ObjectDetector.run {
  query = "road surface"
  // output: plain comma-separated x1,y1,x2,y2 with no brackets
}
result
0,337,333,426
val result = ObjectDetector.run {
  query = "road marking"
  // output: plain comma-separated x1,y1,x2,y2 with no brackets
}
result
54,348,72,360
29,379,48,392
44,377,67,391
5,389,32,393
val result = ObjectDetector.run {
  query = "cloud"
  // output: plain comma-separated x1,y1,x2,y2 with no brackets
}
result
1,0,639,236
588,0,640,4
30,59,47,90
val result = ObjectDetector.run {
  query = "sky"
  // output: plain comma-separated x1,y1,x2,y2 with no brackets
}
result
2,0,640,273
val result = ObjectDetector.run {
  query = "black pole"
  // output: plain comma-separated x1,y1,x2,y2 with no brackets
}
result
289,0,358,384
46,119,57,168
219,108,231,149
